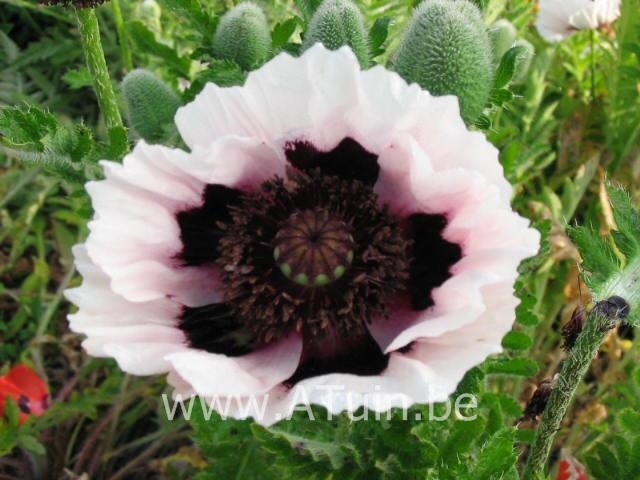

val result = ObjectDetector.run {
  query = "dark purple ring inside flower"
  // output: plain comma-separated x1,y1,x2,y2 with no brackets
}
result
176,137,462,383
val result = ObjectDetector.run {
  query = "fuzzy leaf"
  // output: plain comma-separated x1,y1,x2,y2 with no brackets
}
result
570,185,640,326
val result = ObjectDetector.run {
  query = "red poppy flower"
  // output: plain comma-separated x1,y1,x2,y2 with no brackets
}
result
557,450,588,480
0,365,49,425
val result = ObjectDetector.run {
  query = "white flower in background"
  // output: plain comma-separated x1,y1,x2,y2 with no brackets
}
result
536,0,621,42
66,45,539,425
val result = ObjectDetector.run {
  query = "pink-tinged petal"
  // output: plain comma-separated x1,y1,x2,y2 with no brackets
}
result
373,134,433,217
165,333,303,396
176,44,362,150
536,0,620,41
181,137,286,189
102,343,189,376
66,245,180,323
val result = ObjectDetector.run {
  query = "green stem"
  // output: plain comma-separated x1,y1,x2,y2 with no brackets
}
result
522,307,615,479
590,29,596,102
76,8,124,132
111,0,133,72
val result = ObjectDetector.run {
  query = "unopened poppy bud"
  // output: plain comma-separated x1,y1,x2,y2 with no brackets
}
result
561,305,586,351
522,376,555,421
511,39,535,84
488,19,517,63
121,69,182,144
302,0,370,68
212,3,271,70
393,0,493,124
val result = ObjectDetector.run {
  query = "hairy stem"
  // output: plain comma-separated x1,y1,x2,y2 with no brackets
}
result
522,308,613,479
111,0,133,72
76,8,124,132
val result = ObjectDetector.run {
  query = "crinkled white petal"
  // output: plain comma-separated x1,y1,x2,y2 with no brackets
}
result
536,0,621,42
67,245,187,375
164,333,302,396
69,45,541,422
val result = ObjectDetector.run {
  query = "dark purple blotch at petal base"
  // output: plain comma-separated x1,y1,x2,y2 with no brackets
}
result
285,328,389,386
406,213,462,310
180,303,252,356
176,185,242,266
285,137,380,186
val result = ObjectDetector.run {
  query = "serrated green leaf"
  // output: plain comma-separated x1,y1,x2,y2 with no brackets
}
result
441,417,485,464
617,408,640,433
0,105,57,150
571,185,640,326
470,428,518,480
62,67,92,90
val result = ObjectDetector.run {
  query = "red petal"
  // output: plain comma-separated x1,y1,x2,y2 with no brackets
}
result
5,365,48,399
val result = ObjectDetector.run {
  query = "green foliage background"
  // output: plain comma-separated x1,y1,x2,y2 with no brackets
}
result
0,0,639,478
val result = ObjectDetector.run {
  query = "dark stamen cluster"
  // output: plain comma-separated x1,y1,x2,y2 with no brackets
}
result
216,168,410,345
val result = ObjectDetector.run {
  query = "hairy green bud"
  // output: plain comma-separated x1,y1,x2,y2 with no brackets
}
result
302,0,370,68
393,0,493,124
512,39,535,84
212,3,271,71
121,69,182,144
488,19,517,63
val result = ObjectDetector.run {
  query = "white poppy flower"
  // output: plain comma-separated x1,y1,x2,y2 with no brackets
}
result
536,0,621,42
66,45,540,425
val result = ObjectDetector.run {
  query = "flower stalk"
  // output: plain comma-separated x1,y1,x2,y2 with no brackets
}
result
76,8,124,134
523,300,627,479
111,0,133,72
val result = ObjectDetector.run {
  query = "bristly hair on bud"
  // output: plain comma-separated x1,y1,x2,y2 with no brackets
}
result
561,305,586,351
39,0,106,8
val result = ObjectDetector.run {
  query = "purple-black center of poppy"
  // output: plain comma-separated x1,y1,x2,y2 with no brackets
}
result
273,209,355,287
176,137,463,381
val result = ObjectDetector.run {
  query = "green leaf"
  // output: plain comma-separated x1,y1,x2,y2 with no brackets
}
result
184,60,247,101
570,185,640,326
295,0,323,23
618,408,640,434
62,67,92,90
17,435,46,456
485,358,539,377
369,17,391,58
0,105,58,150
494,44,531,90
272,18,299,49
501,331,533,350
469,428,518,480
127,21,191,77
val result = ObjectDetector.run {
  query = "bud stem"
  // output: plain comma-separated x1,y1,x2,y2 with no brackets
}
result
76,8,125,143
522,307,616,479
111,0,133,72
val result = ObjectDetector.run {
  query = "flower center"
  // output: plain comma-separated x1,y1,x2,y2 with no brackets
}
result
273,209,355,287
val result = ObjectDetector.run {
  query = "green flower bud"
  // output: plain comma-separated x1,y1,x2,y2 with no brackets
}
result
393,0,493,124
212,3,271,71
121,69,182,144
302,0,370,68
511,39,535,84
488,19,517,63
